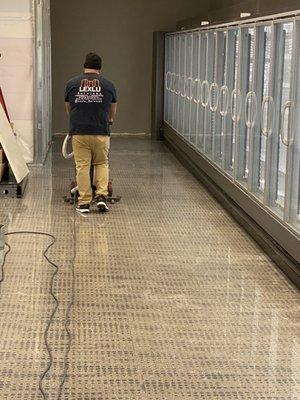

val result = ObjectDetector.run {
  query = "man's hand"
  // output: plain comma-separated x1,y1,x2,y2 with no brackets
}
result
65,102,70,116
109,103,117,123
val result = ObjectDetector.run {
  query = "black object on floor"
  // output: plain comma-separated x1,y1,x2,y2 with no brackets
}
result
0,167,28,198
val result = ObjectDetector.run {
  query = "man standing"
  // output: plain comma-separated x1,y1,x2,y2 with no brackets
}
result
65,52,117,213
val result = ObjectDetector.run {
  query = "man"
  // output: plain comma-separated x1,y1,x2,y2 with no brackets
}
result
65,52,117,213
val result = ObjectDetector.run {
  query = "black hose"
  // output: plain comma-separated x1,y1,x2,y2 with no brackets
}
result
0,207,76,399
0,242,11,285
4,231,59,399
57,199,76,399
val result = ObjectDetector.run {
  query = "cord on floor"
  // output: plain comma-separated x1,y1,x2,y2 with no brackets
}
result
0,221,76,399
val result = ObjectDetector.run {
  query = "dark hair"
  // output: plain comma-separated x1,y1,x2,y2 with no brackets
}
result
84,52,102,70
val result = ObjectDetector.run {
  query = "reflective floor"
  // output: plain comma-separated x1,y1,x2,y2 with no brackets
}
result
0,136,299,399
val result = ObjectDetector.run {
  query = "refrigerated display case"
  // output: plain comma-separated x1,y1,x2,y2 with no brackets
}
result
163,11,300,283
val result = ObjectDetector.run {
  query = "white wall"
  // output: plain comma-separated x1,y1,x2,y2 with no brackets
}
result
0,0,31,13
0,0,34,163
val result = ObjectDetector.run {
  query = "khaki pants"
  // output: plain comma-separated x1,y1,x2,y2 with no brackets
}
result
72,135,110,205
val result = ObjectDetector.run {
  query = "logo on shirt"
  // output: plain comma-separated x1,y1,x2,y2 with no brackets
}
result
79,79,102,93
75,78,103,103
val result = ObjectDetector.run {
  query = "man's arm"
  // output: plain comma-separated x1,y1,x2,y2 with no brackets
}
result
109,102,117,123
65,102,70,116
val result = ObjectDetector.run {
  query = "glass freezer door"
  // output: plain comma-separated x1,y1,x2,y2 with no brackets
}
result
265,21,295,219
255,25,273,200
196,33,208,151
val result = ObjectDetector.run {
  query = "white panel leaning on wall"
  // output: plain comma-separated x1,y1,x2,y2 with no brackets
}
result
0,0,34,163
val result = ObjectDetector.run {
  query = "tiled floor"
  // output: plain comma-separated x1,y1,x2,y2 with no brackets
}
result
0,136,299,399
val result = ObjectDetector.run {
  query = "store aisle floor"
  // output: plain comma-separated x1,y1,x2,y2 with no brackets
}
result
0,136,299,400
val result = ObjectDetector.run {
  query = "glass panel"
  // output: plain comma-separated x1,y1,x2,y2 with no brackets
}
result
174,35,180,132
164,36,171,125
183,34,193,140
288,20,300,233
257,25,272,198
212,32,222,164
204,32,216,158
214,31,227,165
190,33,200,146
178,34,186,136
289,147,300,232
236,27,255,186
169,35,175,129
221,30,234,174
197,33,208,150
225,29,239,176
182,33,188,138
271,22,294,216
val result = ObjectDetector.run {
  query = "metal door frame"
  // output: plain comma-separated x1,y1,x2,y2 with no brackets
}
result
32,0,52,165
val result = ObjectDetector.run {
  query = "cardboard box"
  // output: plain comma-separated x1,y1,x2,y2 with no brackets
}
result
0,147,5,164
0,162,7,182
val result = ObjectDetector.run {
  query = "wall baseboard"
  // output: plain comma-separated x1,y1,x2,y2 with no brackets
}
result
52,132,150,137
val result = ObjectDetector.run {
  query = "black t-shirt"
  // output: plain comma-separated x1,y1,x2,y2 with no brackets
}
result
65,73,117,135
